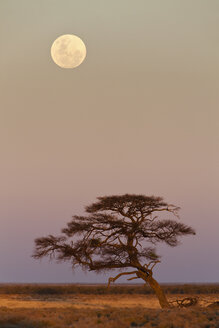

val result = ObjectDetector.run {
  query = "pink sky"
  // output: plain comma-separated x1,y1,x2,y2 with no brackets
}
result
0,0,218,283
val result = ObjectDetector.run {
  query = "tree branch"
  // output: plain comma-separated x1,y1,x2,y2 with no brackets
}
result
127,276,140,281
150,260,160,270
107,271,138,288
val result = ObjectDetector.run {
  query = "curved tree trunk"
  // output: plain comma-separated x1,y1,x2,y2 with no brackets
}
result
137,270,170,309
145,275,171,309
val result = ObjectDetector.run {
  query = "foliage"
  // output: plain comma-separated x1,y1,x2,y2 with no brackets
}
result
33,194,195,276
1,284,219,296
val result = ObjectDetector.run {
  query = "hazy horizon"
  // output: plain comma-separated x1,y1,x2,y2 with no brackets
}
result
0,0,218,284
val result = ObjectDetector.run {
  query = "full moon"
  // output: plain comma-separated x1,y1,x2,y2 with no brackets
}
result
51,34,86,69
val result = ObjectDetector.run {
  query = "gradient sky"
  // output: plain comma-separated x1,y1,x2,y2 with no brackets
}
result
0,0,219,283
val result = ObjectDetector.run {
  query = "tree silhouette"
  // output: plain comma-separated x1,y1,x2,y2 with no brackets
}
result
33,194,195,308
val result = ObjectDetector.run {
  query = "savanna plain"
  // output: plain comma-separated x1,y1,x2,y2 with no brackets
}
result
0,284,219,328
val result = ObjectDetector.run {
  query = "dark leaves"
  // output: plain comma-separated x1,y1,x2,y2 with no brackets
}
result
86,194,169,215
33,235,66,259
33,194,195,274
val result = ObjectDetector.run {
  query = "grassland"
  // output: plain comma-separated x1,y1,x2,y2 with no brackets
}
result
0,284,218,328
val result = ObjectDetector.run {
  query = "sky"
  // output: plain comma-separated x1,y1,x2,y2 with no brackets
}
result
0,0,219,283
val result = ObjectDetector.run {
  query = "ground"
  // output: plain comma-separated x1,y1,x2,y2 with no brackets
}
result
0,284,218,327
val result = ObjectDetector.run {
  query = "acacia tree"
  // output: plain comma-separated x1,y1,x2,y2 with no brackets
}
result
33,194,195,309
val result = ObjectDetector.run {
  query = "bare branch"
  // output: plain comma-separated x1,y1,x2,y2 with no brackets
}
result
107,271,139,288
127,276,140,281
150,260,160,270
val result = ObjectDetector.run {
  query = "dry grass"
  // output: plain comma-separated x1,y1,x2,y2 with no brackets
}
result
0,284,218,327
0,305,219,328
0,293,219,309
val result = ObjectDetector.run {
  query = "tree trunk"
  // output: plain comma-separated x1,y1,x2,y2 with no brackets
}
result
136,269,170,308
145,275,171,309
